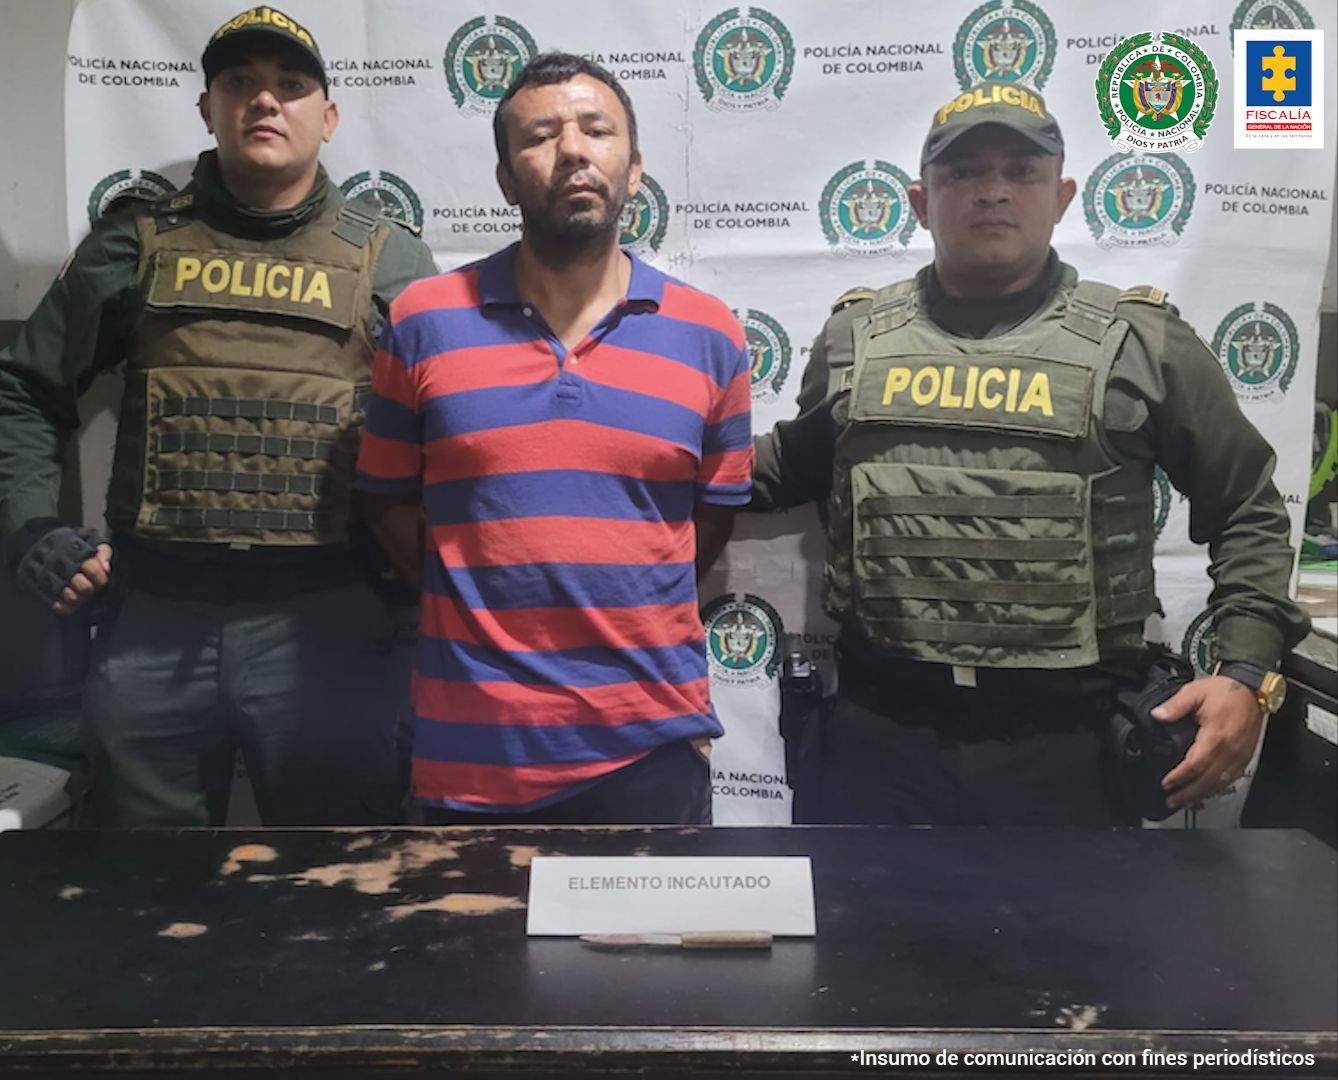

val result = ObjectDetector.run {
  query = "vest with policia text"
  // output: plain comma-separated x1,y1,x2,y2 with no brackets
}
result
826,269,1159,670
105,188,388,547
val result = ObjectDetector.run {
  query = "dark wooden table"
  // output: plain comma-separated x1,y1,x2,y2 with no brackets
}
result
1,827,1334,1077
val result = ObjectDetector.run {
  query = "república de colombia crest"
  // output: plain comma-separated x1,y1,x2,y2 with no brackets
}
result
1083,152,1195,248
820,160,917,255
953,0,1057,90
703,593,783,685
694,7,795,112
444,15,537,116
1096,32,1218,153
1213,301,1300,402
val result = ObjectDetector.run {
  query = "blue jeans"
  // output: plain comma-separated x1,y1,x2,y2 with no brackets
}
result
81,581,404,826
421,738,713,825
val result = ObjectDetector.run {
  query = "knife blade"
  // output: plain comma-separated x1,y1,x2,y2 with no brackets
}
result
579,931,772,950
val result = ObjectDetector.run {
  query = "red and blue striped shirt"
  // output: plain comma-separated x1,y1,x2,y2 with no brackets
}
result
356,244,753,811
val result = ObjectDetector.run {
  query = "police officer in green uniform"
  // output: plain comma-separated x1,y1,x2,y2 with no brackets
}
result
752,82,1309,826
0,7,437,826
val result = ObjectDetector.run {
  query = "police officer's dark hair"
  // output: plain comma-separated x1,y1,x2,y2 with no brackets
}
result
493,52,639,167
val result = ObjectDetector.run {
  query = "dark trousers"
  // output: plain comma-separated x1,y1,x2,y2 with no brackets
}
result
817,696,1121,827
81,582,405,827
421,738,713,826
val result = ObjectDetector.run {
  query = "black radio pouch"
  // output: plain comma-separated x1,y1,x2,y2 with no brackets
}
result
1102,651,1199,823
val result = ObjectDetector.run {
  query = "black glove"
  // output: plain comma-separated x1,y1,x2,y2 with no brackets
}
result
1102,651,1199,823
10,517,108,608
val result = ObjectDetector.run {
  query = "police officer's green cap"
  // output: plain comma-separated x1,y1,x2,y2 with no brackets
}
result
921,81,1063,167
202,6,326,88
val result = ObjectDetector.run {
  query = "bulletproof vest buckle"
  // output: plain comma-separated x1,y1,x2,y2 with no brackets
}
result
1062,282,1121,343
333,201,379,248
868,281,916,337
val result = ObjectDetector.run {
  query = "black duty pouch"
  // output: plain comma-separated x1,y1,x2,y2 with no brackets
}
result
1102,651,1199,823
779,651,827,824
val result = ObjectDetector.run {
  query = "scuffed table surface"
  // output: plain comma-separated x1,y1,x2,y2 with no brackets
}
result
1,827,1334,1075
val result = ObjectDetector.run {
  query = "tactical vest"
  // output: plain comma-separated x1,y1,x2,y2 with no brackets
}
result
105,193,388,547
826,273,1157,669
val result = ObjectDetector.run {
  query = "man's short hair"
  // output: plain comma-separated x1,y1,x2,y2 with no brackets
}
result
492,52,639,167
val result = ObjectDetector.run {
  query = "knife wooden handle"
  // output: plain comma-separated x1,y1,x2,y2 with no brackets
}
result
679,930,773,949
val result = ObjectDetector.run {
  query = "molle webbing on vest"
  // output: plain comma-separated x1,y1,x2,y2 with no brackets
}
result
149,508,334,533
106,198,384,546
156,432,338,460
158,395,342,425
154,470,329,497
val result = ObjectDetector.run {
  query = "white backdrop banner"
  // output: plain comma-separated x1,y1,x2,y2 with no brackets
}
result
65,0,1336,826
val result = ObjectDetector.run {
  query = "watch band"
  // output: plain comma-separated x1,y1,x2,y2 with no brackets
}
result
1214,661,1287,715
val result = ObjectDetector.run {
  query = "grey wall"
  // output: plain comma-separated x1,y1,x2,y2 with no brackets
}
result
0,0,77,326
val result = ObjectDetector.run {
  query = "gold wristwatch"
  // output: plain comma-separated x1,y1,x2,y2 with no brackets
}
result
1214,661,1287,715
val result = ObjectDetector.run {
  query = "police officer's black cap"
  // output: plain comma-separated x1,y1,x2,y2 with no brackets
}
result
202,6,327,89
921,80,1064,168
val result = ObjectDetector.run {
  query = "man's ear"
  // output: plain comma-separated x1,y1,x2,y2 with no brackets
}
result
198,92,214,135
1055,175,1077,222
627,148,643,199
322,98,339,143
908,179,930,229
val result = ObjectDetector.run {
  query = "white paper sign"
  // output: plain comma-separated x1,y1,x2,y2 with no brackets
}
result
525,856,815,937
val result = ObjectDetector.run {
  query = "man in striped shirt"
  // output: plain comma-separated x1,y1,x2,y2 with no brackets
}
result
356,54,752,824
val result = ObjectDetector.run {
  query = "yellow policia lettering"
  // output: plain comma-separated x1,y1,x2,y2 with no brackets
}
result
172,257,332,307
935,83,1047,126
978,367,1005,408
216,8,315,50
882,364,1054,416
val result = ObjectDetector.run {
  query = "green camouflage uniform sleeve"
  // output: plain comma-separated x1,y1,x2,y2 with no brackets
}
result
1106,300,1310,668
751,292,869,512
0,211,142,539
367,223,438,341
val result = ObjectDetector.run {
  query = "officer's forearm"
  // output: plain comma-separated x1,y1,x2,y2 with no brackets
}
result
694,502,736,578
0,366,72,539
359,493,424,591
750,415,833,513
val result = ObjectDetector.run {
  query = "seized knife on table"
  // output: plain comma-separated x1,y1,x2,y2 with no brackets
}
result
579,930,772,951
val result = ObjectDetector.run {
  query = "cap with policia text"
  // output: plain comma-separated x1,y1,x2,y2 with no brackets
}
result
921,81,1064,167
202,6,326,88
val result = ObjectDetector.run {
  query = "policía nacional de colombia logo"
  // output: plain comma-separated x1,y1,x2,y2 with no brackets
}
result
703,593,783,685
1231,0,1314,40
1152,465,1173,540
820,160,917,256
735,308,792,405
619,173,670,256
1082,152,1195,249
443,15,537,116
693,7,795,112
87,168,176,225
1096,32,1218,153
1213,301,1300,402
1181,609,1219,677
338,171,425,231
953,0,1057,90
